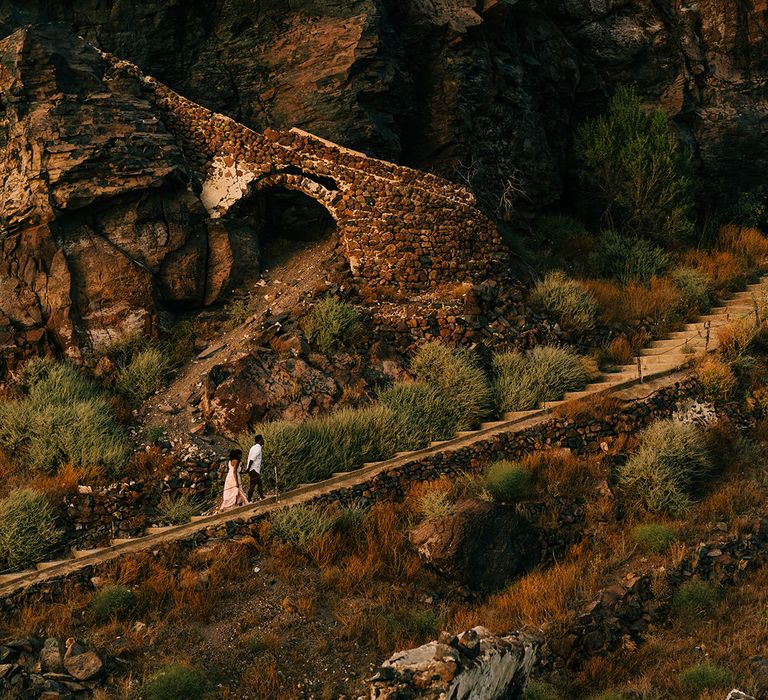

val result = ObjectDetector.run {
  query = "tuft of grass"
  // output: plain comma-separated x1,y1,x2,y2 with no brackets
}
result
590,692,627,700
529,271,598,332
413,482,454,522
145,425,166,445
142,663,208,700
493,345,595,413
157,494,200,525
0,488,63,570
115,347,170,405
619,420,712,515
672,579,719,620
484,461,533,502
631,523,677,554
301,297,362,353
589,230,671,283
678,662,732,694
697,356,736,402
269,506,339,549
410,341,490,432
0,358,130,476
719,224,768,268
225,298,252,328
90,583,135,623
670,267,711,314
523,680,560,700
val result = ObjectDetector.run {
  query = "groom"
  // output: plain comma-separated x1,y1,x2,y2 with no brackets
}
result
246,434,265,501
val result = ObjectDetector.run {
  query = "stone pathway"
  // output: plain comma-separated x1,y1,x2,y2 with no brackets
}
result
1,276,766,598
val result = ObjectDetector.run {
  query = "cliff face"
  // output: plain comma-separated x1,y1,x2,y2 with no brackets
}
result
2,0,766,215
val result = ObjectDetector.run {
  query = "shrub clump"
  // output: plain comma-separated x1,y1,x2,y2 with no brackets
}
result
380,381,459,449
619,420,712,515
529,271,598,332
631,523,677,554
672,579,720,620
114,347,170,404
269,505,340,548
589,230,671,283
157,494,200,525
90,584,135,623
301,297,362,353
142,664,208,700
678,663,732,694
493,346,595,413
697,356,736,403
484,461,533,502
0,489,63,570
523,680,559,700
0,358,130,475
670,267,711,314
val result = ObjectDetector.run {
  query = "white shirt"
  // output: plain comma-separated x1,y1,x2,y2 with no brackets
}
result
246,443,262,473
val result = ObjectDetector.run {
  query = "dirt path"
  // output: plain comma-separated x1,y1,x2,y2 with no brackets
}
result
141,237,338,450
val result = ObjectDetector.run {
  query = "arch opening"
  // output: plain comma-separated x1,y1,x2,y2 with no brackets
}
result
227,185,338,270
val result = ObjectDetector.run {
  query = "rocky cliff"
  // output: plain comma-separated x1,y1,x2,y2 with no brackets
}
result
2,0,766,217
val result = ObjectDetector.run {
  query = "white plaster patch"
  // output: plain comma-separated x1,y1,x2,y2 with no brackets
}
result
200,155,259,218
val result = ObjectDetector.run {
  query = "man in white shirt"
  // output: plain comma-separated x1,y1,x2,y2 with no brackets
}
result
246,434,265,501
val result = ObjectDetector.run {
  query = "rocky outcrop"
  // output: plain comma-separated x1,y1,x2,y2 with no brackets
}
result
410,499,539,593
0,24,504,369
2,1,767,217
369,627,538,699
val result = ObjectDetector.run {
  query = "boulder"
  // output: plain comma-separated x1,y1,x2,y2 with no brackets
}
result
40,638,64,674
410,499,540,593
63,640,103,681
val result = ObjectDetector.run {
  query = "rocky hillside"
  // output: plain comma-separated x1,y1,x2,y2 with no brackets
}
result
1,0,766,217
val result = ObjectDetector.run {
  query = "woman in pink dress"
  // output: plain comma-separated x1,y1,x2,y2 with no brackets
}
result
219,449,249,511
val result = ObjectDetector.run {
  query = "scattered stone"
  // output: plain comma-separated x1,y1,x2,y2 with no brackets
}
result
725,691,756,700
40,638,64,673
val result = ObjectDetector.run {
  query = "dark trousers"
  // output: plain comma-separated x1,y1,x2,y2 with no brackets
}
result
247,470,264,500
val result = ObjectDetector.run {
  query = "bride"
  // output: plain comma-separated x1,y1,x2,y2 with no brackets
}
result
219,448,249,511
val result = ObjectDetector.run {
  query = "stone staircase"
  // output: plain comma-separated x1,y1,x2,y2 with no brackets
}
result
1,276,766,597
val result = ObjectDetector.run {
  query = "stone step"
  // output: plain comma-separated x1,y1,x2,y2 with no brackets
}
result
36,559,70,571
650,335,706,346
501,409,542,421
361,461,382,468
542,399,567,409
145,526,176,535
456,431,477,437
395,450,416,457
639,345,692,357
685,320,729,331
189,515,209,522
479,420,509,430
71,548,103,559
0,570,35,585
561,390,596,401
110,537,142,546
429,440,451,448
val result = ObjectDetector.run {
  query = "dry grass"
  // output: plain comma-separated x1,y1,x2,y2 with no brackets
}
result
605,336,634,366
719,224,768,268
552,394,626,423
682,249,747,293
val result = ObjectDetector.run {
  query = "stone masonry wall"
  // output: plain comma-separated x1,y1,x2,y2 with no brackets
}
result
101,52,507,291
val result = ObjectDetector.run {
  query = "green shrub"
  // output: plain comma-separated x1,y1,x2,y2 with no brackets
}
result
157,494,200,525
529,271,598,332
380,382,458,449
225,298,252,328
590,692,627,700
631,523,677,554
0,489,63,570
493,346,594,413
145,425,166,445
697,357,736,403
115,347,169,404
575,85,694,245
670,267,711,314
485,461,533,502
243,405,395,491
672,580,719,620
269,505,338,548
142,664,208,700
90,584,135,623
678,663,732,694
381,606,439,644
619,420,712,515
410,341,491,432
729,187,768,230
523,680,559,700
301,297,361,353
0,358,130,475
590,230,671,283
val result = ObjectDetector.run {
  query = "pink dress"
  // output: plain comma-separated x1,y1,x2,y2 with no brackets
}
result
219,460,249,511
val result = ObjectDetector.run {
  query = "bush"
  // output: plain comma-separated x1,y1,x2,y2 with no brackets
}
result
115,347,169,404
729,187,768,230
485,461,533,502
142,664,208,700
590,692,627,700
589,230,671,283
269,505,339,548
380,606,439,646
0,359,130,475
719,224,768,269
575,85,694,245
410,341,490,432
697,357,736,402
493,346,595,413
670,267,711,314
414,484,454,521
301,297,362,353
678,663,732,694
0,489,63,570
530,214,593,272
529,271,598,332
380,381,459,449
619,420,712,515
157,494,200,525
90,584,135,623
672,579,719,619
523,680,559,700
145,425,166,445
631,523,676,554
243,405,395,491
